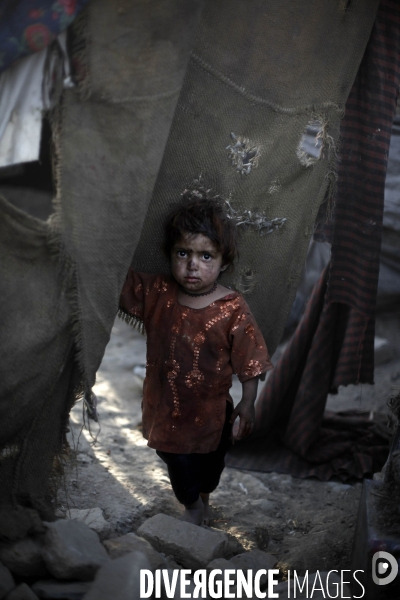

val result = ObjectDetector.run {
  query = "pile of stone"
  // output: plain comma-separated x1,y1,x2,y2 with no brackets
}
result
0,508,351,599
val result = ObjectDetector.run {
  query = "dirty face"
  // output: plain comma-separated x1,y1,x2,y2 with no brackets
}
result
171,232,227,294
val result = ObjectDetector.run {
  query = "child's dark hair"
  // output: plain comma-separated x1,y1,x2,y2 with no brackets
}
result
163,189,238,269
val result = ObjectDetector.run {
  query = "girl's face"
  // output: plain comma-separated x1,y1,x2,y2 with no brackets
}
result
171,232,227,294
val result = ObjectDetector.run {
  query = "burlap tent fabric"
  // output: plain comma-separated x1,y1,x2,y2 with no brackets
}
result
227,0,400,481
132,0,379,355
0,0,383,511
0,0,204,511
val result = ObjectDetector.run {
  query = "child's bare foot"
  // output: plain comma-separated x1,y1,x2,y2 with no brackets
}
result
180,497,204,526
200,493,212,525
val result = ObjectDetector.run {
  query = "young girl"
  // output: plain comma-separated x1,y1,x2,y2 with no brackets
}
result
119,196,273,525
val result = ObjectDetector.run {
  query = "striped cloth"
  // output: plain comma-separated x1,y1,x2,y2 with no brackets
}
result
227,0,400,481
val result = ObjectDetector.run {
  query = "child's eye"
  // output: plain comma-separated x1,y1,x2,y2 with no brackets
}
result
177,250,187,257
203,253,212,260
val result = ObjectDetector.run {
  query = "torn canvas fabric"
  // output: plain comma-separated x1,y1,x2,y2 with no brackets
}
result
132,0,379,356
227,0,400,480
0,0,204,510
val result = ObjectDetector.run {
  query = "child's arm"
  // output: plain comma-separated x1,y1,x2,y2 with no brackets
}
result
230,376,259,441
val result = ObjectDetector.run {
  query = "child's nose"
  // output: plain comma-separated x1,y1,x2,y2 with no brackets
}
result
188,258,198,270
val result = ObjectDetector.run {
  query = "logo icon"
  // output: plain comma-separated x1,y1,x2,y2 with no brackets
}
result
372,551,399,586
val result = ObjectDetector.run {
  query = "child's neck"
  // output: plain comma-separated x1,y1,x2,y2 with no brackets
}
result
177,282,232,309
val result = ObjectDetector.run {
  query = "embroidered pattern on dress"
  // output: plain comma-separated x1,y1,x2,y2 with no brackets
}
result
184,301,240,427
244,359,263,378
154,278,168,292
215,345,224,373
167,311,189,428
165,338,181,421
231,313,247,332
245,323,256,340
185,368,205,388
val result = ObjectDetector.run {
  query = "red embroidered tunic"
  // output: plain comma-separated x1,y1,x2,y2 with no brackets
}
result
119,270,273,453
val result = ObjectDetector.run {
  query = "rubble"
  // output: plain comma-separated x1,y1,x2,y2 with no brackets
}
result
82,551,150,600
0,562,15,599
66,508,111,541
31,580,91,600
5,583,39,600
137,514,230,569
0,537,48,578
103,532,166,570
42,520,109,581
230,549,277,587
206,557,234,572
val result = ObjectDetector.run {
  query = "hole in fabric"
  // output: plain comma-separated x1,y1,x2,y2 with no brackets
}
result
234,268,257,295
297,119,324,167
226,132,261,175
224,199,287,235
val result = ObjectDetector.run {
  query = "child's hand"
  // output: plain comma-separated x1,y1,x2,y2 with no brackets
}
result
230,400,255,442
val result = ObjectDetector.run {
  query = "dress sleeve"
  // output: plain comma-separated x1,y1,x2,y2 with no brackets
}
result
119,268,147,321
229,299,274,382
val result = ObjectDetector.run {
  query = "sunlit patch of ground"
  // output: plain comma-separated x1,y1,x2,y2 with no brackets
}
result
59,313,400,572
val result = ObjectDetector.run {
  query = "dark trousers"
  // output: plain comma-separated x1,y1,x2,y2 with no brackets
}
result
157,403,233,505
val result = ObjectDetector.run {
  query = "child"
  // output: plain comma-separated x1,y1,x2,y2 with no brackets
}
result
119,195,273,525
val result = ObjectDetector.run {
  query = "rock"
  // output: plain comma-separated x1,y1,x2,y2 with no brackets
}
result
230,550,277,588
82,551,149,600
374,336,395,366
0,563,14,599
42,520,109,581
206,557,234,572
103,532,166,569
5,583,39,600
137,514,230,569
0,508,44,543
164,555,181,570
224,532,244,557
66,509,111,541
0,538,48,577
206,557,237,584
31,580,91,600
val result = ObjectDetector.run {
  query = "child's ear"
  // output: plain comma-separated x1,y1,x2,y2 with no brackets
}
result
220,264,228,272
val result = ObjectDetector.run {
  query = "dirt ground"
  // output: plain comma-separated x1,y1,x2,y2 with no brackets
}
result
58,308,400,576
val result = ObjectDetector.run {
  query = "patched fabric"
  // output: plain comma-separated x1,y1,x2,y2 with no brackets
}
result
119,270,273,453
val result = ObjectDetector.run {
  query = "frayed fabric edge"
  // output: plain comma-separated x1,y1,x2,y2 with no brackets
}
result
117,307,146,335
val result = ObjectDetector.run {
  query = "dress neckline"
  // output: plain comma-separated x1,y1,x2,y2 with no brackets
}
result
173,280,238,311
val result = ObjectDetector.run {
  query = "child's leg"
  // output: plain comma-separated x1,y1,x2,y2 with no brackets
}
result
156,451,204,525
199,402,233,524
